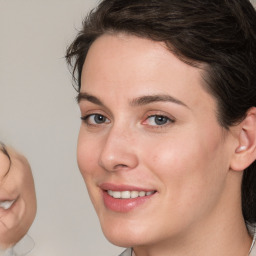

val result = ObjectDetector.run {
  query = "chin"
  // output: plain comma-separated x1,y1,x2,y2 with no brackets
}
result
100,219,151,248
104,231,141,248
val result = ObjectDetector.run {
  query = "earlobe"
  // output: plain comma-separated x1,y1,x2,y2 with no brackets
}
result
230,107,256,172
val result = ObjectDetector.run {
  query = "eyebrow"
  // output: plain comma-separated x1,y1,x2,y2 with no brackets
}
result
130,94,188,108
77,92,104,105
77,92,188,108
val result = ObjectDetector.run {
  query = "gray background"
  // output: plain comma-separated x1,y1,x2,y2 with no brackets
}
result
0,1,255,256
0,0,123,255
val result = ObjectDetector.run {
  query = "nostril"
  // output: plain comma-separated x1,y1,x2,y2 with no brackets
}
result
115,164,128,168
108,164,129,172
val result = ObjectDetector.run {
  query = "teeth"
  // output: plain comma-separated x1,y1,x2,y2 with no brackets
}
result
139,191,146,197
131,191,139,198
107,190,155,199
112,191,121,198
121,191,130,199
0,200,15,210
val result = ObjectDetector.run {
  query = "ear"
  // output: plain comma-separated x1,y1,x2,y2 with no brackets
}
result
230,107,256,172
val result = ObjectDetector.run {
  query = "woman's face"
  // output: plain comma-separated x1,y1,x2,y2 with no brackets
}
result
77,34,237,247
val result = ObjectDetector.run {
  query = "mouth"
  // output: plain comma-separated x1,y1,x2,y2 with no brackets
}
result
107,190,156,199
100,183,157,212
0,199,16,210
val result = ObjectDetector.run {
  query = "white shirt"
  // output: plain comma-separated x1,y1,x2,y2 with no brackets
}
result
0,235,34,256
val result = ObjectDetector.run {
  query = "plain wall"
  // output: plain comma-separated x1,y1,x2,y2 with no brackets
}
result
1,1,256,256
0,1,123,255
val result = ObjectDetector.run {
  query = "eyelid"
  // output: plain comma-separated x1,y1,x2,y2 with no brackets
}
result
79,104,112,118
144,110,176,121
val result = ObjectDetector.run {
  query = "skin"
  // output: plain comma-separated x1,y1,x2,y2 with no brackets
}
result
0,147,36,250
77,34,252,256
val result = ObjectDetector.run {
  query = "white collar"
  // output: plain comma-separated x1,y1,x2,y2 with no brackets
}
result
248,223,256,255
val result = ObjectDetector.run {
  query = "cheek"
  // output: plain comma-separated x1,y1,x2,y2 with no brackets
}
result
77,130,106,213
23,173,37,225
142,126,228,197
77,129,100,180
139,130,229,229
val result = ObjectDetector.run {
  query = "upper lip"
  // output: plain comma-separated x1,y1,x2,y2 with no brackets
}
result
0,195,18,202
99,183,156,192
0,190,19,203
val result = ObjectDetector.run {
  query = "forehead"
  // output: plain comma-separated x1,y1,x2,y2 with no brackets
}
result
81,33,215,111
82,33,196,77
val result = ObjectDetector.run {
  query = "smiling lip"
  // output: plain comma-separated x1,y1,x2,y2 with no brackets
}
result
0,200,16,210
0,196,18,212
100,183,156,212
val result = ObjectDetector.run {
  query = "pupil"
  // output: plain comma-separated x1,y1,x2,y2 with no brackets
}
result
94,115,105,123
155,116,167,125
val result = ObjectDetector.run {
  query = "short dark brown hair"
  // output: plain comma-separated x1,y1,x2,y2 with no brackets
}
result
66,0,256,223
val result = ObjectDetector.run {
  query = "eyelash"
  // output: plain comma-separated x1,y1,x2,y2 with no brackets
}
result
81,114,110,126
142,114,175,128
80,113,175,128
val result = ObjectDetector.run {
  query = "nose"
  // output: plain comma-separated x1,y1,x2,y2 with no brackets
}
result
98,126,139,172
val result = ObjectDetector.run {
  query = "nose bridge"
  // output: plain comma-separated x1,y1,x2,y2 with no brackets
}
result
99,122,138,172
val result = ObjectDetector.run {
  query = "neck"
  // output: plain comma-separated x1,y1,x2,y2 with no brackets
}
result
133,172,252,256
134,216,251,256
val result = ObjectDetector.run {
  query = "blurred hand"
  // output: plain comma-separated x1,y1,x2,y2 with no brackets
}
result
0,145,36,249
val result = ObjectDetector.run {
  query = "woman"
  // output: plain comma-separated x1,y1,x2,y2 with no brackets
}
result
0,144,36,255
66,0,256,255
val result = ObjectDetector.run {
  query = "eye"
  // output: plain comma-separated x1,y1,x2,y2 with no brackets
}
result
144,115,174,126
81,114,110,125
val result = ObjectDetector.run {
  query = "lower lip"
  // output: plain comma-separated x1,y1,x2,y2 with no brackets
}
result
102,191,155,213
